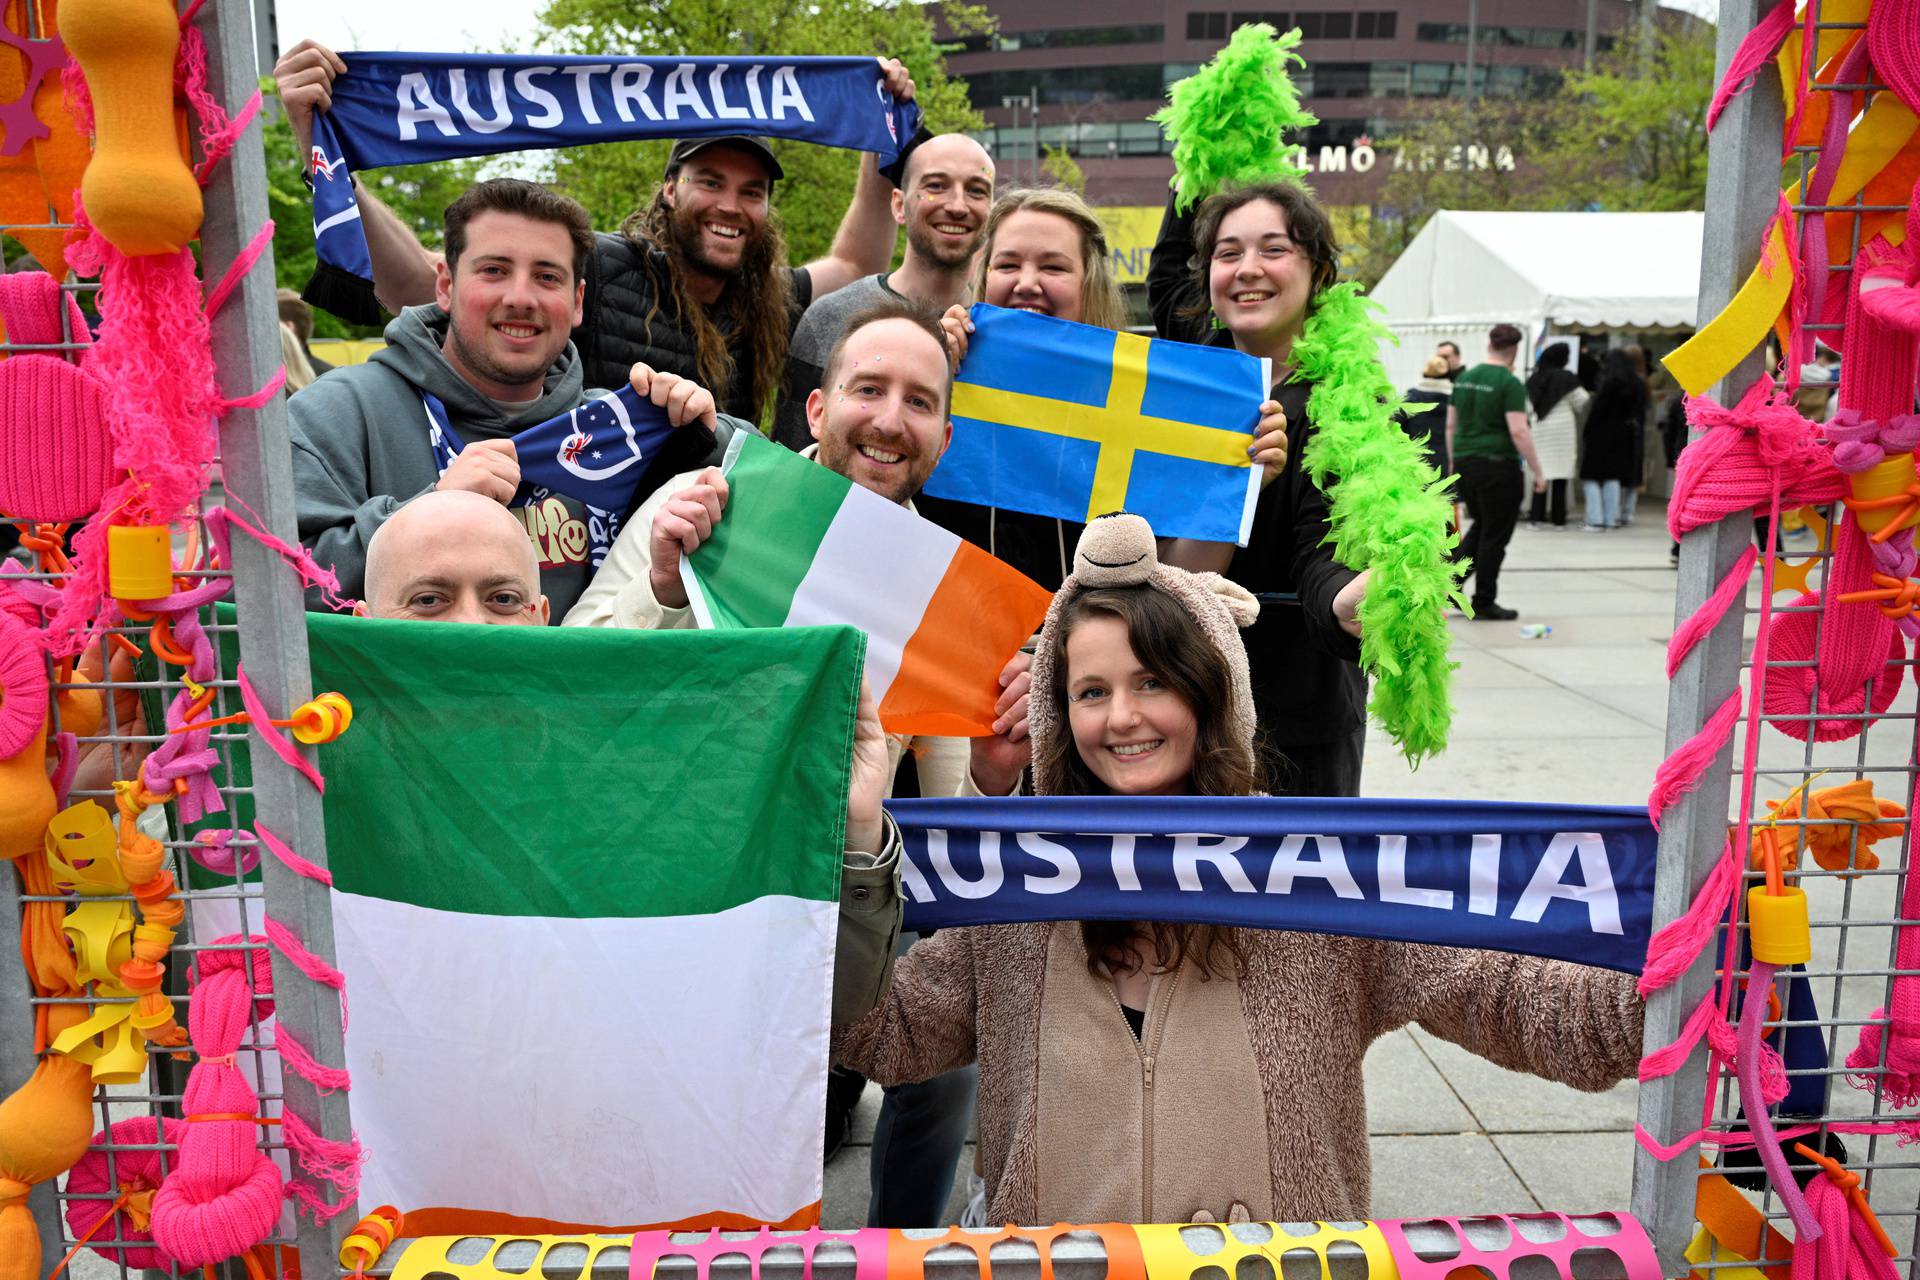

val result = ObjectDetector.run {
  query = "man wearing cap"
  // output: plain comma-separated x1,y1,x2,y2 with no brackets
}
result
273,41,915,440
1448,322,1546,621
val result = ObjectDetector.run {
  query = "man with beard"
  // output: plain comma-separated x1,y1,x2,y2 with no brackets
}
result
287,178,716,619
564,295,1025,792
771,133,995,450
274,41,915,435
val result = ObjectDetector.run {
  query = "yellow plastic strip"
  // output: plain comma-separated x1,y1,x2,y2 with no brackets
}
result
390,1234,628,1280
1136,1222,1397,1280
1664,215,1794,396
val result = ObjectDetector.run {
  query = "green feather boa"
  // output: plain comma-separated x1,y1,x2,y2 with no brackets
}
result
1151,24,1317,212
1152,21,1464,764
1292,286,1466,765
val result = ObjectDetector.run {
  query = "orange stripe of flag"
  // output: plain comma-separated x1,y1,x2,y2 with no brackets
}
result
878,540,1053,739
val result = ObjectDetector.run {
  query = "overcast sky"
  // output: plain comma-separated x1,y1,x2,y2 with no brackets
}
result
271,0,1721,59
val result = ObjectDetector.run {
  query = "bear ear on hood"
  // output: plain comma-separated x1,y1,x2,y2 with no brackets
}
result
1189,573,1261,630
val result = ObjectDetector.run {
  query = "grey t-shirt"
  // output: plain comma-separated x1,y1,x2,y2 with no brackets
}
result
770,273,902,450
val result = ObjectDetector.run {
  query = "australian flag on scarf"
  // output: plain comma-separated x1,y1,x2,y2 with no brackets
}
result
309,113,372,283
510,384,671,512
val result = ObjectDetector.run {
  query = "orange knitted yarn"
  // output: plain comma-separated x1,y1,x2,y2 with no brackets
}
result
1749,780,1907,876
0,722,55,863
0,1004,98,1280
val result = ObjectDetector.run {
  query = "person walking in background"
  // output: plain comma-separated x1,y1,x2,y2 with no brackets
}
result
278,288,334,377
1436,340,1465,383
1524,344,1586,530
1399,356,1452,477
1580,348,1648,532
1448,323,1545,621
1619,346,1652,526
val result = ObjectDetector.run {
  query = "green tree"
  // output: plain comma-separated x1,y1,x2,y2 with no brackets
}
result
262,88,484,337
1349,22,1714,289
1039,143,1086,193
530,0,993,264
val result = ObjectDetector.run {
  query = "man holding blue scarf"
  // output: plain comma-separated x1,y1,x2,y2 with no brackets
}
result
287,178,735,619
275,40,918,443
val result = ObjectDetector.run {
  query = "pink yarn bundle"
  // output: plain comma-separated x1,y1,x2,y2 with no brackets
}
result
63,1116,186,1269
0,272,114,523
1761,529,1907,742
1866,0,1920,116
1666,377,1846,542
149,936,284,1269
1846,844,1920,1107
1790,1158,1902,1280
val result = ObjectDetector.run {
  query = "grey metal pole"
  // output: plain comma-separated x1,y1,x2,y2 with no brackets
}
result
1584,0,1599,70
1627,0,1783,1271
192,1,356,1273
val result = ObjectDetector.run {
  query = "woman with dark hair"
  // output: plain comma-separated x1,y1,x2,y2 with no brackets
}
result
1142,182,1369,797
1580,348,1649,531
1525,343,1587,529
834,515,1643,1225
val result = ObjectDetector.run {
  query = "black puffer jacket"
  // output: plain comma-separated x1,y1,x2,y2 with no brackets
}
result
578,231,811,487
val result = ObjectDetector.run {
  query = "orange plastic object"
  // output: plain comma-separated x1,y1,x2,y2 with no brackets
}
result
890,1225,1148,1280
1747,780,1905,877
0,719,55,861
106,524,170,600
59,0,201,255
1841,454,1920,540
1747,885,1812,966
0,1004,99,1280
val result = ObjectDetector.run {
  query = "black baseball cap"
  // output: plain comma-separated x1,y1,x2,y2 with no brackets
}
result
663,136,785,182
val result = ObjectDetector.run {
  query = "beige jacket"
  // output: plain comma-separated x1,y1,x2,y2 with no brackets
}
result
834,921,1642,1224
835,515,1643,1224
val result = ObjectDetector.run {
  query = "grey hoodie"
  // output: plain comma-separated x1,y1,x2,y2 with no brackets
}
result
287,305,600,617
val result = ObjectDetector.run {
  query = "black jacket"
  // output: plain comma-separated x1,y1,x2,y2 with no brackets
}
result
1581,375,1648,483
1147,193,1365,754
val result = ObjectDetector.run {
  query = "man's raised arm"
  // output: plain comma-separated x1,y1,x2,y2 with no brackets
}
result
275,39,440,312
800,59,916,299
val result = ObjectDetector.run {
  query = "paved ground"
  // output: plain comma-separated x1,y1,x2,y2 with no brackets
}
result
825,499,1684,1227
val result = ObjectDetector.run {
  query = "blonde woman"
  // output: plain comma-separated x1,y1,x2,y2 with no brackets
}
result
922,187,1128,590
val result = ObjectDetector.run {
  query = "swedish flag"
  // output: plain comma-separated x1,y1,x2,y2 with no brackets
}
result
923,304,1269,545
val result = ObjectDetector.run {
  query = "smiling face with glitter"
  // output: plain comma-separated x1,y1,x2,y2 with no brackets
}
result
806,316,952,504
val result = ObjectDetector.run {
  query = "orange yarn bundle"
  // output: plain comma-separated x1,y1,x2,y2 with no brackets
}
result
0,1004,99,1280
1748,779,1906,876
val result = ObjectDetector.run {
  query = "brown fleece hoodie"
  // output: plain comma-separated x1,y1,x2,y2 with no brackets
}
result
833,515,1644,1224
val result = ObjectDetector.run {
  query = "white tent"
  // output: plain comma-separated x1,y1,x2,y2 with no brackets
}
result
1370,210,1705,389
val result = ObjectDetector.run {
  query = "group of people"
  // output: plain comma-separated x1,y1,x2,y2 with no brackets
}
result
267,37,1644,1230
1401,329,1668,616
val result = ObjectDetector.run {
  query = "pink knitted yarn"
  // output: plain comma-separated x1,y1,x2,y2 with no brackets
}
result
149,936,284,1269
1846,836,1920,1106
1649,691,1742,828
1791,1162,1901,1280
63,1116,186,1269
0,609,49,759
1866,0,1920,116
0,272,114,521
1761,534,1906,742
1666,378,1846,542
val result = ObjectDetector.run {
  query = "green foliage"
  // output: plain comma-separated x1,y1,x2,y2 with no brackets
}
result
1349,22,1715,289
1039,143,1085,193
1151,24,1317,212
261,85,483,338
530,0,992,264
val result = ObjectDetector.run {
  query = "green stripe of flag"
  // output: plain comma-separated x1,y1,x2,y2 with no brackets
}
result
289,612,861,918
688,434,849,627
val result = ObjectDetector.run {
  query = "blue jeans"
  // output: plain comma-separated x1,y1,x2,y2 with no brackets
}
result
1583,479,1621,528
1619,485,1639,525
867,934,978,1227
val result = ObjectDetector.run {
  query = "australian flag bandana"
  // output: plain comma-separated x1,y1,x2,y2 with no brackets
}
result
310,53,919,303
422,383,672,569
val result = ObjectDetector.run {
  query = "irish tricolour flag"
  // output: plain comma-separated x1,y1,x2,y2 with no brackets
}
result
303,613,864,1235
682,433,1053,737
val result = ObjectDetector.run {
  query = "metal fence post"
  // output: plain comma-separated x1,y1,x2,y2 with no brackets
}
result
1629,0,1784,1270
193,1,357,1270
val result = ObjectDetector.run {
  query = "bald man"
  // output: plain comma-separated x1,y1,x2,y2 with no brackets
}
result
772,133,996,449
358,489,551,625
